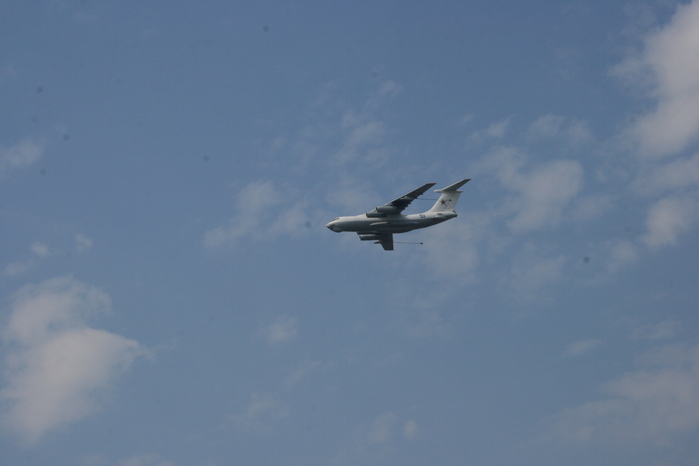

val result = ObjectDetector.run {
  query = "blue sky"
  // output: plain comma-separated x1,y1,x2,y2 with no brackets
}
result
2,1,699,465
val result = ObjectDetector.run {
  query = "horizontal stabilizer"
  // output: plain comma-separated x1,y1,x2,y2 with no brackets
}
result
435,178,470,193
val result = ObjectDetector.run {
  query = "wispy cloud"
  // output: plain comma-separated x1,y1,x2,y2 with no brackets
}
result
2,234,94,278
2,261,32,278
507,159,583,233
30,242,51,258
283,360,332,388
74,234,93,253
203,181,310,250
632,320,680,341
564,339,603,357
615,1,699,158
605,240,639,274
640,194,699,248
368,412,397,445
0,138,42,176
233,393,290,434
117,454,174,466
366,412,418,449
0,276,152,444
633,152,699,195
526,114,592,147
403,419,418,440
526,114,566,139
261,315,298,345
420,219,480,282
550,343,699,445
476,146,584,233
469,117,512,142
506,245,567,302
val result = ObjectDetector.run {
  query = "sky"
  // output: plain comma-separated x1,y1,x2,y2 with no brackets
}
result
2,1,699,465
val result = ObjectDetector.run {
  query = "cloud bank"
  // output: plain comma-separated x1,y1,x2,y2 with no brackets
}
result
551,343,699,446
0,138,42,176
617,1,699,158
1,276,151,444
203,181,310,250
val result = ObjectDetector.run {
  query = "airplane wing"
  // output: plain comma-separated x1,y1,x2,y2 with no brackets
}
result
367,182,436,216
376,233,394,251
356,232,394,250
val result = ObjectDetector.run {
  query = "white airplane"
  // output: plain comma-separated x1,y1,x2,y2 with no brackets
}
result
326,179,470,250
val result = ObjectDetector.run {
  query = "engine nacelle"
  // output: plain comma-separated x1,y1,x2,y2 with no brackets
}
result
375,205,398,213
365,211,386,218
358,234,382,241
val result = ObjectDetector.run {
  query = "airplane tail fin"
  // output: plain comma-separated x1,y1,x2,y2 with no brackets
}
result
428,179,470,212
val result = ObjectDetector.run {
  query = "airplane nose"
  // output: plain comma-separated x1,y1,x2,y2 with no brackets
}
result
326,222,341,232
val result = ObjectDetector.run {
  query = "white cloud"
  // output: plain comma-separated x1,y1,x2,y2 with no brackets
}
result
486,118,510,138
344,118,384,149
325,177,381,214
403,420,418,439
526,114,592,146
333,110,389,166
291,80,401,171
551,344,699,445
0,138,43,175
378,80,403,97
566,120,594,146
564,339,603,357
81,454,165,466
527,114,565,139
506,160,583,233
506,247,567,301
2,236,92,278
117,454,174,466
476,147,584,233
605,240,639,274
74,234,93,253
283,360,331,388
571,194,613,221
268,201,311,238
3,261,32,278
204,181,310,249
455,113,475,127
30,242,51,258
233,393,289,434
262,315,298,345
0,276,151,444
640,194,699,248
2,63,18,79
368,412,397,445
616,0,699,158
578,240,639,285
470,118,511,142
632,321,679,341
634,152,699,195
421,220,480,281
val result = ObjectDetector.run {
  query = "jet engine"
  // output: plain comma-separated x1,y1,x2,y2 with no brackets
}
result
366,205,397,218
358,234,382,241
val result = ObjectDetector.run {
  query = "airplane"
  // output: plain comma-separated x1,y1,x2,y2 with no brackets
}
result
326,178,470,250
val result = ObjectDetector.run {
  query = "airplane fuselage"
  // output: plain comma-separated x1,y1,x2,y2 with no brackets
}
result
326,211,456,234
